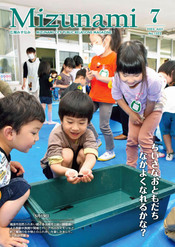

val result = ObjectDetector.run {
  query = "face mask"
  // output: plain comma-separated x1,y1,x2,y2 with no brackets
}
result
28,53,35,60
92,44,105,56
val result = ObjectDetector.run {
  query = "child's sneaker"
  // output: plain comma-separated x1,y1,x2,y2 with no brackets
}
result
98,150,115,161
166,153,174,161
96,139,102,147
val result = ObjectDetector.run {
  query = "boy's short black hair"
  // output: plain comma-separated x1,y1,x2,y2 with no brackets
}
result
50,70,57,75
50,70,58,79
59,90,94,123
26,47,36,54
158,60,175,82
75,68,86,79
73,55,83,67
0,91,45,133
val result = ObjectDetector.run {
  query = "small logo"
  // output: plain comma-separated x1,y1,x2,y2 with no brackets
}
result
77,85,82,90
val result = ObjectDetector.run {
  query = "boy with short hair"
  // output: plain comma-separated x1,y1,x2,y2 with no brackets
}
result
60,68,87,98
41,90,98,184
0,91,45,247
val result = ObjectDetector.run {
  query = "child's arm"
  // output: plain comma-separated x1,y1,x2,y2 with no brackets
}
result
79,153,96,183
50,164,66,175
86,69,112,84
91,70,113,84
22,77,27,90
117,98,144,125
80,153,96,170
77,129,98,183
50,163,70,176
10,161,24,176
65,152,96,184
53,84,69,89
51,164,80,184
53,76,69,89
144,99,156,118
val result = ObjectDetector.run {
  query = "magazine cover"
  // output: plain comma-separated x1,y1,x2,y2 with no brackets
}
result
1,1,175,246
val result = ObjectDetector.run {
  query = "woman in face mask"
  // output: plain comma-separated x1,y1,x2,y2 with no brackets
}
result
87,28,121,161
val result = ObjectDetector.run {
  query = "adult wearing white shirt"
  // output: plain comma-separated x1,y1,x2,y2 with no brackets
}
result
22,47,40,100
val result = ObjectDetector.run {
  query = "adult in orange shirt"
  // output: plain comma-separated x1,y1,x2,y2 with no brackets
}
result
87,28,121,161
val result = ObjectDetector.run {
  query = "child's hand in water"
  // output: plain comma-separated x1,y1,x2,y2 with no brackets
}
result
65,169,81,184
129,111,144,125
78,168,94,183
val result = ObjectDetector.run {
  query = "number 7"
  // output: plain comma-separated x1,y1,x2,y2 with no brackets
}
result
150,9,160,23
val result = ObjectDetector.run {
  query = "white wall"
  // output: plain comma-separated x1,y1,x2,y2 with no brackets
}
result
1,3,36,89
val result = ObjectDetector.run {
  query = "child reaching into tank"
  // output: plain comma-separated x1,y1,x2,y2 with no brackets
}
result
40,90,98,184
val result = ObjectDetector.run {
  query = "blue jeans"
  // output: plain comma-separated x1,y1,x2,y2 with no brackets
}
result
0,176,30,207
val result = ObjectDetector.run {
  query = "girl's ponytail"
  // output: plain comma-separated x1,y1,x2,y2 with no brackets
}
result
110,28,122,53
